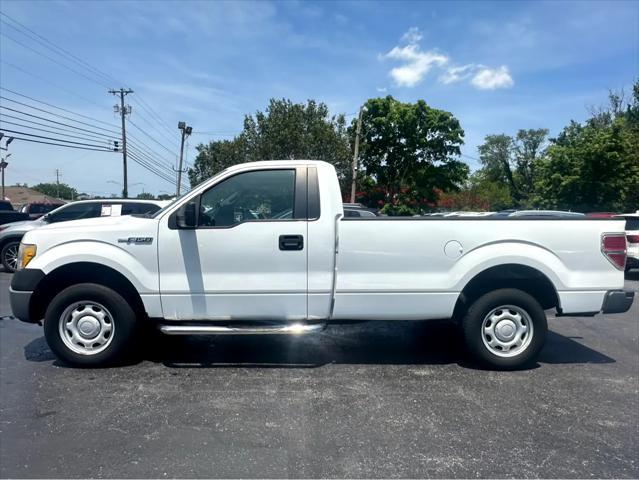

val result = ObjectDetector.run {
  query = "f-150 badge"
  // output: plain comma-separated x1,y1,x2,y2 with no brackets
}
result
118,237,153,245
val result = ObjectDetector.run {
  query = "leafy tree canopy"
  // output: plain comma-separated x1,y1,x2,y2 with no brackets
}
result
189,99,351,192
477,128,549,207
533,81,639,212
357,96,468,212
32,182,78,201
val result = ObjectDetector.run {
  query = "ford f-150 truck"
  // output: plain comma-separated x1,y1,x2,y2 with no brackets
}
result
9,160,635,369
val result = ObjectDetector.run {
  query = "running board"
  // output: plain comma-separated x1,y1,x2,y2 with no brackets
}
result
158,322,326,336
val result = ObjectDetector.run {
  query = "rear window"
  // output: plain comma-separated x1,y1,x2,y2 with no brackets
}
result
625,218,639,231
0,201,13,211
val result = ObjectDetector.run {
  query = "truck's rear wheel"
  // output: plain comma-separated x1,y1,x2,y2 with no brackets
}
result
44,283,137,367
462,288,547,370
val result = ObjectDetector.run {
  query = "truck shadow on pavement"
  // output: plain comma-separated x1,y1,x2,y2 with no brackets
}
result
23,319,615,369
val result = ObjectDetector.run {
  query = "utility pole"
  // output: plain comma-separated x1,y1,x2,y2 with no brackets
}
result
176,122,192,196
0,135,14,200
109,88,133,198
55,169,60,198
350,107,363,203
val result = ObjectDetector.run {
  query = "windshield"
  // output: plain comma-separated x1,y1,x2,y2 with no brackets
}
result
151,168,231,218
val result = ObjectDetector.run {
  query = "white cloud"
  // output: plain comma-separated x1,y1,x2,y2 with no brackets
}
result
401,26,423,44
383,43,448,87
439,64,476,85
471,66,514,90
381,27,514,91
376,86,387,93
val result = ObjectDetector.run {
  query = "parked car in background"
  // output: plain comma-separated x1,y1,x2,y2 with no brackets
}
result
0,200,29,225
586,212,619,219
618,212,639,271
0,199,167,272
342,202,380,217
508,210,585,218
20,202,65,220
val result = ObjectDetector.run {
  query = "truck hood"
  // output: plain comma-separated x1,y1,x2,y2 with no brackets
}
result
34,214,150,231
0,218,43,235
22,214,160,268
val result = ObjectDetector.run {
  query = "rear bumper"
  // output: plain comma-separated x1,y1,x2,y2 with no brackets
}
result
602,290,635,314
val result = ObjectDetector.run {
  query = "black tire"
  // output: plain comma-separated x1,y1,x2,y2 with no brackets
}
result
1,240,20,273
44,283,138,367
462,288,547,370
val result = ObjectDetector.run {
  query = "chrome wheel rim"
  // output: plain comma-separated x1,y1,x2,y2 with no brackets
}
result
58,301,114,355
3,243,18,270
481,305,533,358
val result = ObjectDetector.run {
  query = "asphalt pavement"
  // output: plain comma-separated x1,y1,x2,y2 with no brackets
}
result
0,269,637,478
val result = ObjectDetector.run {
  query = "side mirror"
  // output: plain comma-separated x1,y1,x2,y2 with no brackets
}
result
176,200,197,229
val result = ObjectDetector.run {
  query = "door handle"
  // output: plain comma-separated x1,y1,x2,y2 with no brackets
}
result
279,234,304,251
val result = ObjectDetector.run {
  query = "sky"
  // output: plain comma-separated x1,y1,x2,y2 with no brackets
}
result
0,0,637,197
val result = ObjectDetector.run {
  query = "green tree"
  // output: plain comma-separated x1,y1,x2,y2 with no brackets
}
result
189,99,351,193
136,192,155,200
357,96,467,213
32,182,78,200
533,83,639,212
477,128,548,206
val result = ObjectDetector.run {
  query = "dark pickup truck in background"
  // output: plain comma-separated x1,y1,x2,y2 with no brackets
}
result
0,200,29,225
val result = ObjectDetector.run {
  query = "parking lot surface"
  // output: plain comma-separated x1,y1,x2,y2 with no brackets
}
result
0,269,637,478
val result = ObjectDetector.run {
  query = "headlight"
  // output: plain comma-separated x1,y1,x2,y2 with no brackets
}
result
17,243,37,270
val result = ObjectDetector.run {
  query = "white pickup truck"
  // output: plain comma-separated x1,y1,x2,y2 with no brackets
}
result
9,160,635,369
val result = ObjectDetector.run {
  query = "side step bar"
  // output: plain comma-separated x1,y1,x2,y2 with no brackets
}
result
158,322,326,336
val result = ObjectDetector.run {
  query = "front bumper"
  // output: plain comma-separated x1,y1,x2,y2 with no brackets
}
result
9,268,45,323
602,290,635,314
9,288,33,322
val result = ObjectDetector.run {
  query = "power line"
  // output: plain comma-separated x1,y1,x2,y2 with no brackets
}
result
127,143,176,174
0,105,119,138
0,128,114,150
0,31,111,89
128,119,180,158
0,87,118,129
128,151,179,186
0,135,116,152
129,145,188,190
0,119,117,145
0,12,119,87
0,112,115,142
0,95,120,135
1,13,183,175
0,60,109,110
129,96,179,142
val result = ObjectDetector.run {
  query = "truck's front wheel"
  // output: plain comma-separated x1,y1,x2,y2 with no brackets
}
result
462,288,547,370
44,284,137,367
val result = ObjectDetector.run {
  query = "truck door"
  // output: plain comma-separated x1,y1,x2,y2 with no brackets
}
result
157,166,309,321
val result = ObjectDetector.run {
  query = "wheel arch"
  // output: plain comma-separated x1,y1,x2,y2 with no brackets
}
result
30,262,147,322
0,234,24,253
453,263,560,321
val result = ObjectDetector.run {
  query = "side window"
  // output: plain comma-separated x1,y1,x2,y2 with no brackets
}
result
199,169,296,227
121,203,161,215
48,203,101,223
